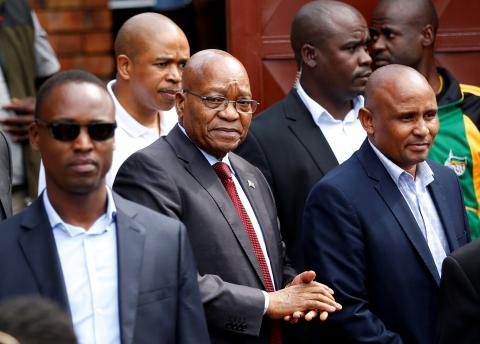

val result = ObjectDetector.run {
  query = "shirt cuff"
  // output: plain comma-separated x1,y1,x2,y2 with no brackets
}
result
261,290,269,315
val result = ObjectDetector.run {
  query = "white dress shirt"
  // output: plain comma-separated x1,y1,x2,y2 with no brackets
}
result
37,80,179,193
369,141,448,276
43,187,120,344
296,82,366,164
178,124,273,312
106,80,178,186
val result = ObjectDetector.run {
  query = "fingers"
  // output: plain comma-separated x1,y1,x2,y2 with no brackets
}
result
290,270,316,285
0,115,35,125
3,97,35,114
319,311,329,321
304,310,318,321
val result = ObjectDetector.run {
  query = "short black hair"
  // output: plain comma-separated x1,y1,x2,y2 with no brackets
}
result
35,70,107,118
0,296,77,344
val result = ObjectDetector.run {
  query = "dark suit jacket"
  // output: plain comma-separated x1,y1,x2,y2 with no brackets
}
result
437,239,480,344
0,192,209,344
114,125,297,344
0,130,12,219
303,140,470,344
236,89,338,269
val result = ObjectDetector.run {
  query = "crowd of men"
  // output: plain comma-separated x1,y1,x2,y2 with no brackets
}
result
0,0,479,343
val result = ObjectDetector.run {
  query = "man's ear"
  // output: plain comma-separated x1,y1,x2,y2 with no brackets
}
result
359,107,375,136
29,120,40,151
301,44,318,68
175,92,185,125
116,54,132,80
421,24,435,48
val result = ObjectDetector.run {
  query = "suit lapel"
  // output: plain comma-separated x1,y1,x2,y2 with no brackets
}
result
358,141,441,284
427,177,459,252
166,127,267,289
114,194,146,344
230,154,281,289
18,198,70,312
284,90,338,175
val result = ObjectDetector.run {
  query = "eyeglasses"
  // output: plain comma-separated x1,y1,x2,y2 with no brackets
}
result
183,89,259,113
35,118,117,142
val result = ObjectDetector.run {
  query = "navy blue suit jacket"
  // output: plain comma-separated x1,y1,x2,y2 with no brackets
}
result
303,139,470,344
0,192,210,344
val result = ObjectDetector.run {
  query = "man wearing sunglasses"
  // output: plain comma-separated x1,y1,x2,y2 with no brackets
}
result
37,12,189,191
0,70,209,344
114,49,342,343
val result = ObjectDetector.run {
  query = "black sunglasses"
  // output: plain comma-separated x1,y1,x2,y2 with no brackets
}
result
36,118,117,142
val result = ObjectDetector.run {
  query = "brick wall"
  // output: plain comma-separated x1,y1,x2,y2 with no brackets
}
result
31,0,115,80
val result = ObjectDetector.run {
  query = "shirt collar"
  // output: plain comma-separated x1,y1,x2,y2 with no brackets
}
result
177,123,235,175
107,80,159,138
296,81,364,123
368,140,434,187
43,186,117,237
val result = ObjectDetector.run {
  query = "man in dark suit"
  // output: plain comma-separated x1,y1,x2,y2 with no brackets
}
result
114,49,342,343
0,70,209,344
0,130,12,219
235,0,372,269
303,64,470,343
437,239,480,343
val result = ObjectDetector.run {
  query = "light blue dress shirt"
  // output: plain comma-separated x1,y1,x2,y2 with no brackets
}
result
43,188,120,344
369,141,448,277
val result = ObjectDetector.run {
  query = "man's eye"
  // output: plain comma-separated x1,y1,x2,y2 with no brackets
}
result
205,97,225,105
155,62,168,67
425,112,437,120
383,30,395,39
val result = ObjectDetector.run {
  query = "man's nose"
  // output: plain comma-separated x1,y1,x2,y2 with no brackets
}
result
371,36,386,53
413,118,430,136
166,65,182,83
359,47,372,66
72,127,94,151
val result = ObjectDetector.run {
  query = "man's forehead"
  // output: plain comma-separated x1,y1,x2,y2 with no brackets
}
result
46,83,112,112
372,4,418,26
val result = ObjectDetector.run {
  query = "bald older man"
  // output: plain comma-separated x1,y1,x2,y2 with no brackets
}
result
38,12,189,190
114,49,341,344
303,65,469,343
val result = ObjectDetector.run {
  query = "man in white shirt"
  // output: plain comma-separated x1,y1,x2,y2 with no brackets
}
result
236,0,372,270
38,12,188,190
0,70,209,344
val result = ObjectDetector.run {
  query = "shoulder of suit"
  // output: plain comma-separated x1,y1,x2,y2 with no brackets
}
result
427,159,458,180
122,136,171,167
251,91,298,126
448,239,480,269
113,192,182,229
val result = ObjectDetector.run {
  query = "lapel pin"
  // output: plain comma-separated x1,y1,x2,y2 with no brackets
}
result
248,180,255,189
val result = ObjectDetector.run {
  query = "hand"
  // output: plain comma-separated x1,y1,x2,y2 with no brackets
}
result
267,270,342,321
1,97,36,142
283,270,334,323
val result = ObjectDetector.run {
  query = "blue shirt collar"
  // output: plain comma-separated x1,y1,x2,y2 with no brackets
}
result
368,139,434,187
43,186,117,236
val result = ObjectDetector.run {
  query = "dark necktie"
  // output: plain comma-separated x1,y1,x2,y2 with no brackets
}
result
213,162,275,292
213,162,282,344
